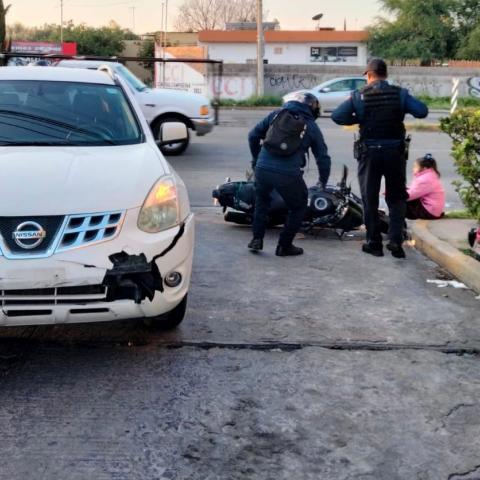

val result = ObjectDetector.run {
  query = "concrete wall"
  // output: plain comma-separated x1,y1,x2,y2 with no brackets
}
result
216,64,480,99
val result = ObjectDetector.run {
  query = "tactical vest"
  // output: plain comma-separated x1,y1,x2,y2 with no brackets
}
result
359,84,405,141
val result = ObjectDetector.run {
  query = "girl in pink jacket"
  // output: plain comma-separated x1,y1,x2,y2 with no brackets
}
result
406,154,445,219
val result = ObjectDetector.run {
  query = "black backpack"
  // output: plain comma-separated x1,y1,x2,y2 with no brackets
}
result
263,109,307,157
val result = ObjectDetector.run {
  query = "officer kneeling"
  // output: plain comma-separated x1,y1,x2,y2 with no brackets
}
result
248,92,331,256
332,58,428,259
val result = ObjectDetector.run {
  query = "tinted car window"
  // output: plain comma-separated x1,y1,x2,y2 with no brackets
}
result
0,80,142,146
115,65,148,92
326,80,354,92
354,79,367,90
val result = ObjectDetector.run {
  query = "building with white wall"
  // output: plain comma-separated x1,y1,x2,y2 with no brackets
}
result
198,30,369,66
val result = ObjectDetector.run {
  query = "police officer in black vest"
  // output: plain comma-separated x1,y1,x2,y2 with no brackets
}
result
248,93,331,256
332,58,428,258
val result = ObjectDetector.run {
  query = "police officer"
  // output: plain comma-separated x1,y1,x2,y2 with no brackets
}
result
331,58,428,259
248,92,331,256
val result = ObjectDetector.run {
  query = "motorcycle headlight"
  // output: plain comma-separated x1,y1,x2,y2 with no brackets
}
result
138,176,181,233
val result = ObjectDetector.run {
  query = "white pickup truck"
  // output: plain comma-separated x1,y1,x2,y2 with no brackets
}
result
57,60,215,155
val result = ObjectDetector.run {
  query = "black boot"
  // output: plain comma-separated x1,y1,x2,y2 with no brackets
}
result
248,237,263,252
362,242,384,257
275,244,304,257
387,242,406,259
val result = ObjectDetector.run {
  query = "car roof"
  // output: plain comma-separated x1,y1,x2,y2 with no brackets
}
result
322,76,365,84
0,66,116,85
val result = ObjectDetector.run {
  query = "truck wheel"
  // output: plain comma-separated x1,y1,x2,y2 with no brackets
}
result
144,295,188,330
152,117,190,156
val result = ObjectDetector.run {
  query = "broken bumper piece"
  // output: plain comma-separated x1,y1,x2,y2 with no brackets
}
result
0,210,194,326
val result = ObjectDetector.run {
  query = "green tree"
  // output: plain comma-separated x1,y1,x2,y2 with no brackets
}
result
368,0,457,64
138,37,155,74
457,24,480,59
7,21,138,56
454,0,480,37
441,109,480,219
453,0,480,59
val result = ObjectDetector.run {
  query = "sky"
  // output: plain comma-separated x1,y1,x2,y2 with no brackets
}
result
6,0,382,33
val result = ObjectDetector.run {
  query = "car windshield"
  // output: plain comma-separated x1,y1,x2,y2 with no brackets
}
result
0,80,143,146
115,65,148,92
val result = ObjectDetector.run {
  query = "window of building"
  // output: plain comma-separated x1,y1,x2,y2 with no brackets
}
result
274,47,283,55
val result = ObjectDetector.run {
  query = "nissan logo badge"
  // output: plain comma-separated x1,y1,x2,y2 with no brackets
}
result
12,221,47,249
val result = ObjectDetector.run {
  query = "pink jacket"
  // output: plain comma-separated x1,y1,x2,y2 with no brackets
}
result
407,168,445,218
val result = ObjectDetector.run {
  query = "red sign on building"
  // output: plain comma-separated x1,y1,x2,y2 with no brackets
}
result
8,41,78,65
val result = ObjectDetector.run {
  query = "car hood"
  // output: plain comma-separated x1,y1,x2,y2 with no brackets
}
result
143,88,209,107
0,143,166,216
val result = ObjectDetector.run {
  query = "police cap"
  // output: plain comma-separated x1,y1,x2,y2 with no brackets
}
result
364,58,388,77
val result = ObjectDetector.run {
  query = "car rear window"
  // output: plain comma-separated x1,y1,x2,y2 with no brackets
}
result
0,80,143,146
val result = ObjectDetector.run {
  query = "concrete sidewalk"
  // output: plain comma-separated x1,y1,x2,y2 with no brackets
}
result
410,218,480,293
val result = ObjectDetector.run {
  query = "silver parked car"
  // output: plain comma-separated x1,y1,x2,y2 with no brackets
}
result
282,77,367,116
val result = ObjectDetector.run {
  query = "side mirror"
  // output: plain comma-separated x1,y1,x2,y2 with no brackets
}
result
320,87,331,93
156,122,188,146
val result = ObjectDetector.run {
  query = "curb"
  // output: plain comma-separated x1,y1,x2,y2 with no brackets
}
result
410,220,480,294
219,106,277,111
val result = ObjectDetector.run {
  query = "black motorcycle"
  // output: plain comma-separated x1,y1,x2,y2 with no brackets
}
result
212,166,389,237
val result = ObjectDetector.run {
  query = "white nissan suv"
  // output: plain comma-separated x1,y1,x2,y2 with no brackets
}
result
0,66,194,328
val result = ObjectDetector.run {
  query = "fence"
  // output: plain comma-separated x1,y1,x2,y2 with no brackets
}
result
0,52,224,123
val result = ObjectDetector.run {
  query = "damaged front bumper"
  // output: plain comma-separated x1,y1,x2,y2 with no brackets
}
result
0,209,194,326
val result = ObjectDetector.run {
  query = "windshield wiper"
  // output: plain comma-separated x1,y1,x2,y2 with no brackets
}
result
0,109,118,145
0,140,75,146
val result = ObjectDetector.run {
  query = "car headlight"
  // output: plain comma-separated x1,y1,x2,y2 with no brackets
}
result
200,105,210,116
138,175,189,233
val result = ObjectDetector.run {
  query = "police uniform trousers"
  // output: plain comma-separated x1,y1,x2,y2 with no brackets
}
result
252,167,308,247
358,145,407,246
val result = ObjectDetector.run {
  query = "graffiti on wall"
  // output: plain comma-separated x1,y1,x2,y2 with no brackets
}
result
266,74,320,94
210,77,256,100
468,77,480,98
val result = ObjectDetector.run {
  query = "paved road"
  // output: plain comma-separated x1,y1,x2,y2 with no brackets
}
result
0,111,479,480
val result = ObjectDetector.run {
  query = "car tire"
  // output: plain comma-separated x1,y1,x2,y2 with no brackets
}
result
152,116,190,156
143,294,188,330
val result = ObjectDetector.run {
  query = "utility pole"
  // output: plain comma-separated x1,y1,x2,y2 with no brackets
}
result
130,6,136,33
162,0,168,86
60,0,64,43
256,0,264,96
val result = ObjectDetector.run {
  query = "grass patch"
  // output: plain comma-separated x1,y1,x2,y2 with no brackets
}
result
217,95,480,110
444,210,476,219
218,95,282,107
417,95,480,110
405,121,440,132
459,248,479,261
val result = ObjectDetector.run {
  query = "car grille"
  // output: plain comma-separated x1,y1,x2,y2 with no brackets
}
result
56,212,123,252
0,285,108,306
0,211,124,259
0,216,64,254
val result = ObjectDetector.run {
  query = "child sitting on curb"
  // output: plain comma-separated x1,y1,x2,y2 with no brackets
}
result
406,154,445,220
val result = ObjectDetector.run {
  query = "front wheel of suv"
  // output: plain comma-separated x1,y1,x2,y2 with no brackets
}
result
144,294,188,330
